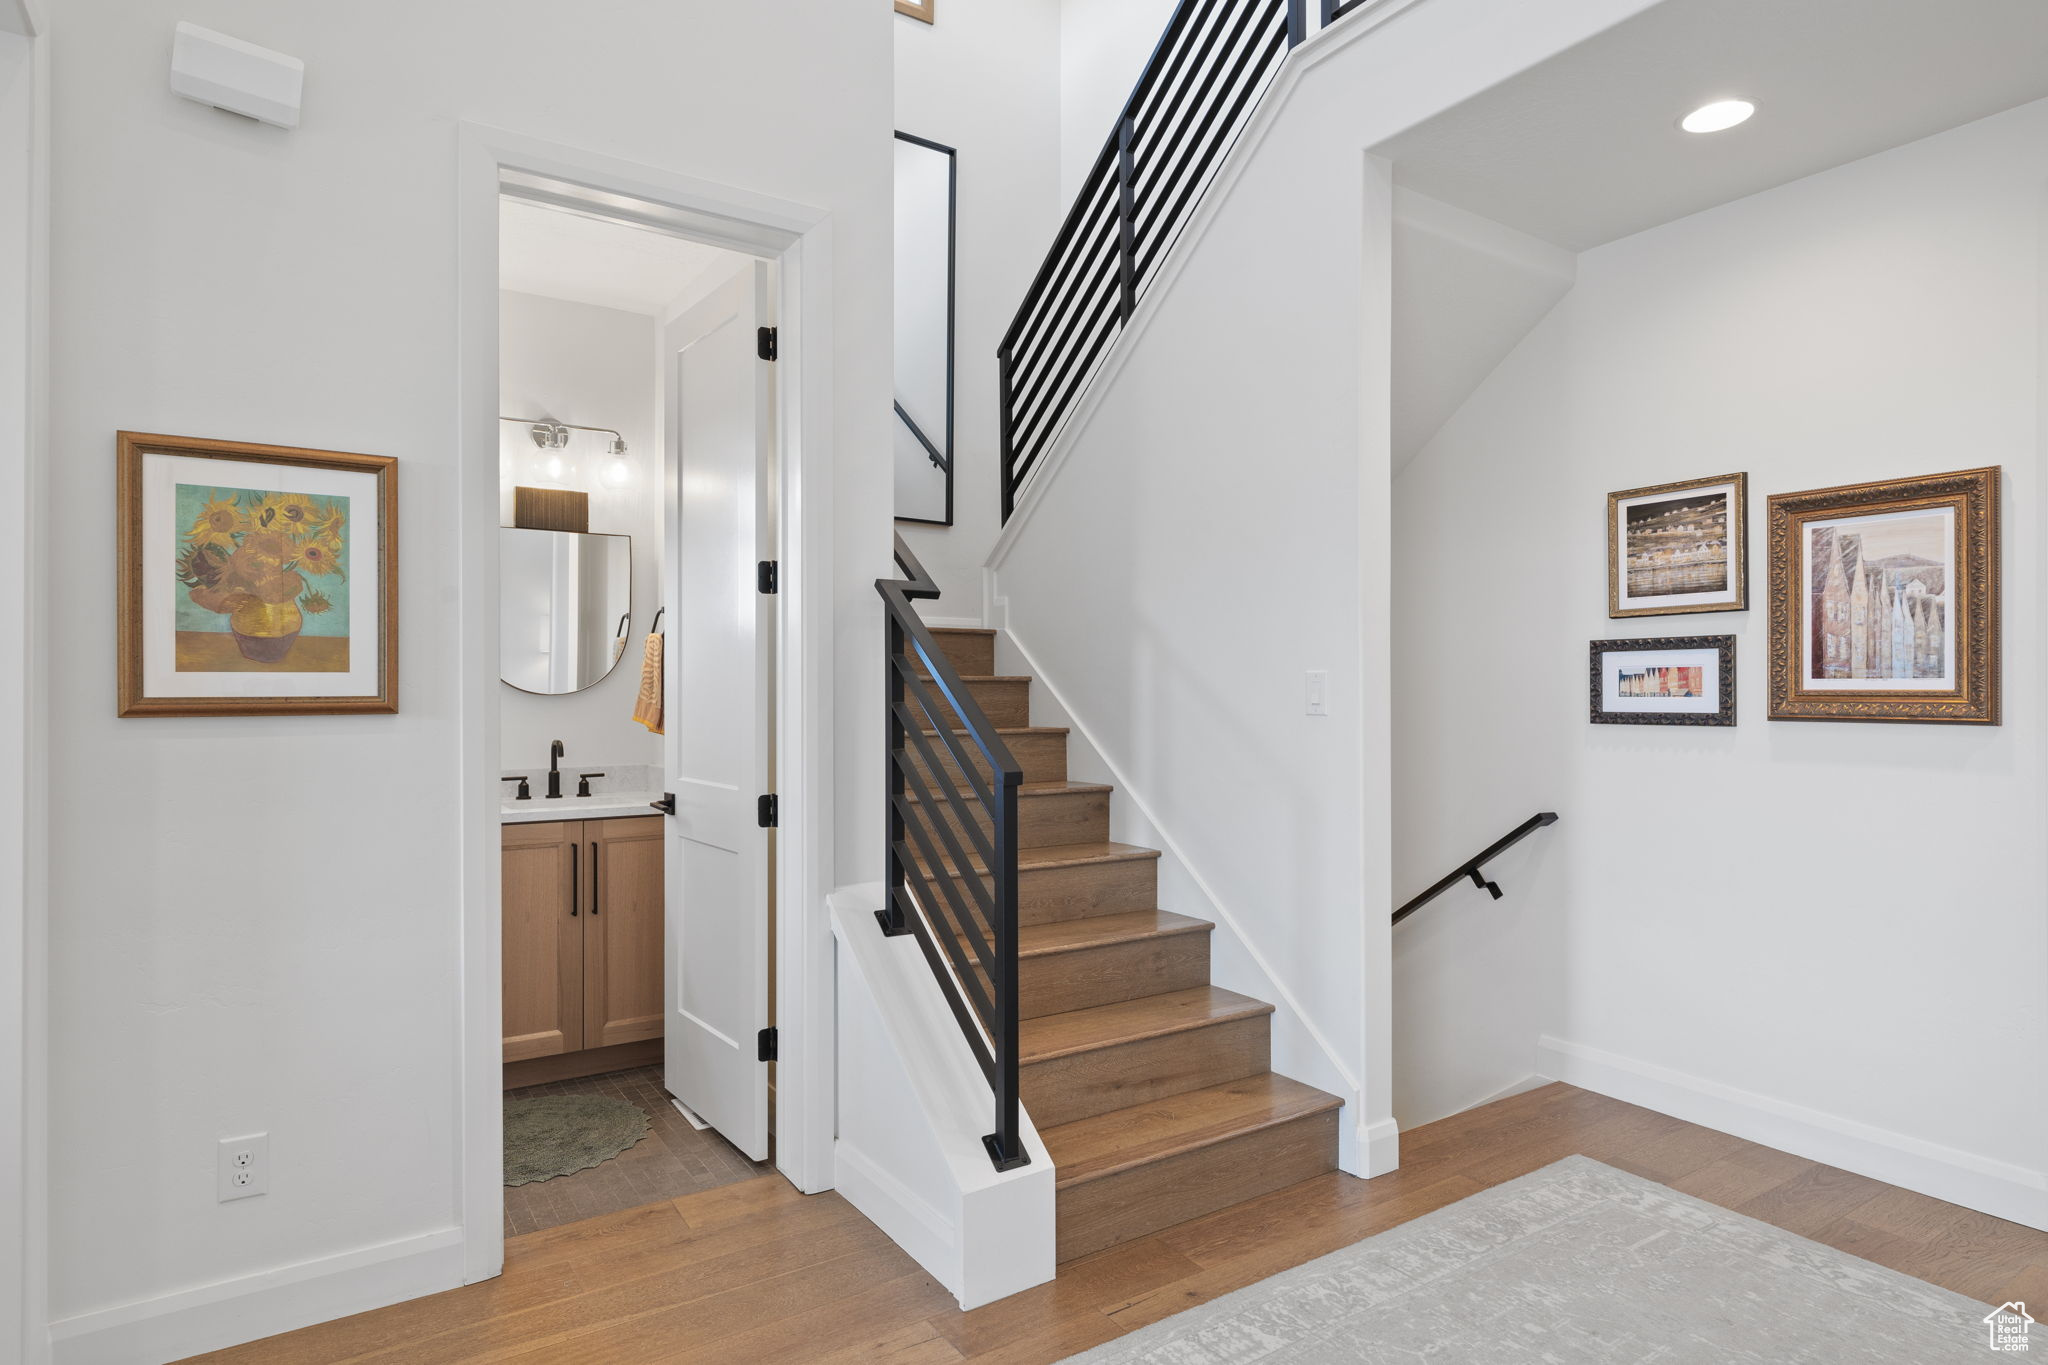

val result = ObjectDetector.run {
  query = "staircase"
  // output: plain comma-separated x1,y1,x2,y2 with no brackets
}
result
914,625,1341,1262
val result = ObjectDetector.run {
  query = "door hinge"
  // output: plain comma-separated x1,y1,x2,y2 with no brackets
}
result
757,793,778,828
757,1026,779,1062
757,326,778,361
757,560,778,594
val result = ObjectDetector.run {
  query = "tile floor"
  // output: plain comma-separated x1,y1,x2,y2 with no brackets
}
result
502,1065,771,1236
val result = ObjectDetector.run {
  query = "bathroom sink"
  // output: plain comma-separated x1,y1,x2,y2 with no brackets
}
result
500,790,666,824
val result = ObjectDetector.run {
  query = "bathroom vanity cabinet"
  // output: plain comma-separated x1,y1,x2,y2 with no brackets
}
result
501,816,664,1070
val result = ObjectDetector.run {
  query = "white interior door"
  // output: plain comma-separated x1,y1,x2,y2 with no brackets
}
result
661,264,773,1160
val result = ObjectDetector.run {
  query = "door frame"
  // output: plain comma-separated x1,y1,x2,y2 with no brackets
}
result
4,3,48,1359
456,125,837,1285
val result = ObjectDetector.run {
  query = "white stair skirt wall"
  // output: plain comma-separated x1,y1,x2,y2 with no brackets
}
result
829,887,1054,1310
990,627,1392,1179
1538,1037,2048,1231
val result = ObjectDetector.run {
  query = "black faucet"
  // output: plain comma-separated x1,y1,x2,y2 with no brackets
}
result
546,740,564,799
577,772,606,798
502,775,531,801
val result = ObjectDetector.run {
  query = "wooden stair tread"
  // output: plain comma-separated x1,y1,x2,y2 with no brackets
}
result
1042,1073,1342,1190
936,840,1161,876
917,725,1068,738
1018,910,1211,959
904,781,1111,803
926,626,994,636
1020,986,1272,1064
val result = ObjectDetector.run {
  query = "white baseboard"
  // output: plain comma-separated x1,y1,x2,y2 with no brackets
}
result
48,1226,466,1365
1359,1117,1401,1177
1537,1035,2048,1231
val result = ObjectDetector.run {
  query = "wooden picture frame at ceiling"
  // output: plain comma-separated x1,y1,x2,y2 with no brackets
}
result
1766,465,1999,724
895,0,934,23
117,430,400,717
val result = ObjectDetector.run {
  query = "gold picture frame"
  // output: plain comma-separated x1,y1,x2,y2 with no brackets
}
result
1607,472,1748,617
1767,466,1998,724
118,431,399,717
895,0,934,22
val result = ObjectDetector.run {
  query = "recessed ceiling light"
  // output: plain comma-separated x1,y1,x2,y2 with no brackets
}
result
1681,99,1755,134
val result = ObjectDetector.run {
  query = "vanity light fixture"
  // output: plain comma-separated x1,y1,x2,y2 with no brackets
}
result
1680,99,1755,134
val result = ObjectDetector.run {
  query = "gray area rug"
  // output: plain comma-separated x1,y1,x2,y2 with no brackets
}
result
1062,1155,1992,1363
503,1094,650,1186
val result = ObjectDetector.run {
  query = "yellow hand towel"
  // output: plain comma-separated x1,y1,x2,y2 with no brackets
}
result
632,632,664,734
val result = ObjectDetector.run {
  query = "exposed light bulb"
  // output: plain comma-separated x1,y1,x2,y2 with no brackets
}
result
603,458,632,488
1681,99,1754,134
545,456,563,480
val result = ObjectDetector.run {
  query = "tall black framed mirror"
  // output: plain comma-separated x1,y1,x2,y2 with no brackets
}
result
894,131,955,526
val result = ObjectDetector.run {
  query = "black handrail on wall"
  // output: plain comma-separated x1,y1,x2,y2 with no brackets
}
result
998,0,1309,521
1392,813,1559,926
875,535,1029,1172
895,401,950,472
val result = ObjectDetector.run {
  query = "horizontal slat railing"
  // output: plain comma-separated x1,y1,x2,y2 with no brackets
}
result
877,534,1028,1172
999,0,1306,520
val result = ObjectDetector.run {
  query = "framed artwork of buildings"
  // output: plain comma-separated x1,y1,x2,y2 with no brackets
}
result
118,431,399,717
1589,635,1735,726
1767,466,1998,724
1608,472,1748,617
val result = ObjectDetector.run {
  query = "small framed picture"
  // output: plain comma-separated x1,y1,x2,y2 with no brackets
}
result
117,431,398,717
1589,635,1735,726
894,0,934,22
1608,472,1747,617
1767,466,1998,724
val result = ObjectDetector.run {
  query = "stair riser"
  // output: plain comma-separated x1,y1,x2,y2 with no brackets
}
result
1020,931,1211,1020
1022,1015,1268,1128
913,788,1108,853
905,731,1066,789
962,677,1029,727
1054,1108,1339,1262
925,854,1160,927
920,630,994,676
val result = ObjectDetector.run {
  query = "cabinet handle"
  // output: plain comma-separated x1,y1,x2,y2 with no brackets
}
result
590,841,600,914
570,841,579,917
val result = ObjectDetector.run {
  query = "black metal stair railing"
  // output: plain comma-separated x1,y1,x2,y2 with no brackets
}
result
999,0,1310,521
875,534,1028,1171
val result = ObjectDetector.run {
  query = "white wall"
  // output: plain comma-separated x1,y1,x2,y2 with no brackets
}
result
894,0,1060,608
988,0,1660,1175
1394,97,2048,1225
1056,0,1177,202
498,290,662,773
1,7,47,1361
39,1,888,1358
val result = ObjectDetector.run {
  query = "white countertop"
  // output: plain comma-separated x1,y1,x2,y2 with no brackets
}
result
500,790,666,824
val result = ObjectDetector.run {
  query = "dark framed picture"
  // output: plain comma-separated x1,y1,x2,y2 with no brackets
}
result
1608,472,1747,617
1589,635,1735,726
1767,466,1998,724
118,431,399,717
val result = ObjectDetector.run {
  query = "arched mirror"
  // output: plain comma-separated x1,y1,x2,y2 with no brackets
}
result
499,527,633,694
894,131,955,525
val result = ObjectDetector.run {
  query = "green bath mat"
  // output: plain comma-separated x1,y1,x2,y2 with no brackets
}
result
503,1094,651,1186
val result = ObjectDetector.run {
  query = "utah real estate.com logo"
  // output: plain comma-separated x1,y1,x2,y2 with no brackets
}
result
1986,1303,2034,1352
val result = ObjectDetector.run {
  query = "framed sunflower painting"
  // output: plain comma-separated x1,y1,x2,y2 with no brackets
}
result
118,432,398,716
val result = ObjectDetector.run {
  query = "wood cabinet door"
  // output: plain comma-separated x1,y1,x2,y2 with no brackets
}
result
502,821,584,1062
584,816,666,1051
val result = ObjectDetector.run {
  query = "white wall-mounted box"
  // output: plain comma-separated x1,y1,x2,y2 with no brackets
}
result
169,22,302,129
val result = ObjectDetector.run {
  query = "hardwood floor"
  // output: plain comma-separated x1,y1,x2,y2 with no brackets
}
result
184,1082,2048,1364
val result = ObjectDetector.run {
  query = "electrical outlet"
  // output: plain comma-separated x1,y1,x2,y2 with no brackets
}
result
1304,670,1328,716
217,1132,268,1202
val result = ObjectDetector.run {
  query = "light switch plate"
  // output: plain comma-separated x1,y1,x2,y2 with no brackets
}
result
1305,670,1328,716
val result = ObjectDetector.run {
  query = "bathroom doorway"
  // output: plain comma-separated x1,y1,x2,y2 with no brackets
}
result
491,197,779,1234
458,130,834,1273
